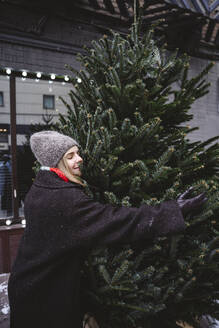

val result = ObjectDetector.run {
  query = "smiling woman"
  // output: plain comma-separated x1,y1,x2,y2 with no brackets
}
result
63,146,83,176
7,130,205,328
57,146,84,185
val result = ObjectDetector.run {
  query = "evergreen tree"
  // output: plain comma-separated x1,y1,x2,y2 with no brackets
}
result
58,21,219,328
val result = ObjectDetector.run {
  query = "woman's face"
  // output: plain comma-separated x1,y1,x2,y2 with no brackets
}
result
64,146,83,176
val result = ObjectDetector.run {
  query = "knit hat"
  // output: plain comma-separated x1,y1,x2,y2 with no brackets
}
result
30,131,79,167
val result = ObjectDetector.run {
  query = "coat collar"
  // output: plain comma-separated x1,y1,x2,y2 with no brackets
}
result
33,170,84,190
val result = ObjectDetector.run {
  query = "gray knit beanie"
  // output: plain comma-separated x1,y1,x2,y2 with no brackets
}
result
30,131,79,167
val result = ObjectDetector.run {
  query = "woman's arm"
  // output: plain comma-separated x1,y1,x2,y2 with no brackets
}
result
63,189,185,249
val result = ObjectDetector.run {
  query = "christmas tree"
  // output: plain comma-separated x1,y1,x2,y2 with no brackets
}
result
57,19,219,328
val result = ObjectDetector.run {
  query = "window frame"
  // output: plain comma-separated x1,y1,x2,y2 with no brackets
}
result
0,91,4,107
43,94,55,110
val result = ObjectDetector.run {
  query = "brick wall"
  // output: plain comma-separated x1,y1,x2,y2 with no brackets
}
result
0,40,81,76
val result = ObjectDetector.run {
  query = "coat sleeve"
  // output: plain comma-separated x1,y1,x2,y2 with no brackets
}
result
65,189,185,248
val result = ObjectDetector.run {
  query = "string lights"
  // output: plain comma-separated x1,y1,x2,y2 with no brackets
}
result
0,67,78,88
0,67,72,83
0,218,27,227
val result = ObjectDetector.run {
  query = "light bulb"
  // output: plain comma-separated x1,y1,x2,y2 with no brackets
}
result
77,77,82,83
64,75,69,81
36,72,42,78
51,74,56,80
6,220,12,226
6,68,11,75
22,71,27,77
21,219,26,225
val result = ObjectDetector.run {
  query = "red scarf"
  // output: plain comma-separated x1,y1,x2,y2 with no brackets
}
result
50,168,69,182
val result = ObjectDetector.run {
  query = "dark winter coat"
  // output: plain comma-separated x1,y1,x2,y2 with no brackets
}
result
8,170,185,328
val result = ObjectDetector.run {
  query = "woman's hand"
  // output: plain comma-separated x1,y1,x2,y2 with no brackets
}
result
83,313,99,328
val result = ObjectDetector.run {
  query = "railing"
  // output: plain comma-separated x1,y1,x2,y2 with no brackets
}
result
0,224,24,273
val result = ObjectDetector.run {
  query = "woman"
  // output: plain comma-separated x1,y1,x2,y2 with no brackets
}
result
8,130,206,328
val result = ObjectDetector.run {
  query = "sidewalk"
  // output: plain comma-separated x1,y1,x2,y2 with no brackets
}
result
0,273,9,328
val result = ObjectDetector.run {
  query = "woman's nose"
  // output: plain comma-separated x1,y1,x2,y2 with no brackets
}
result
77,155,83,162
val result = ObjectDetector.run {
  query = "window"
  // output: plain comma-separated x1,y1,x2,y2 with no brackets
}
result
0,132,8,151
0,132,8,143
0,92,4,106
43,95,55,109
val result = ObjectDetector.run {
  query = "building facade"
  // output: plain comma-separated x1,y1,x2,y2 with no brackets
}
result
0,0,218,223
